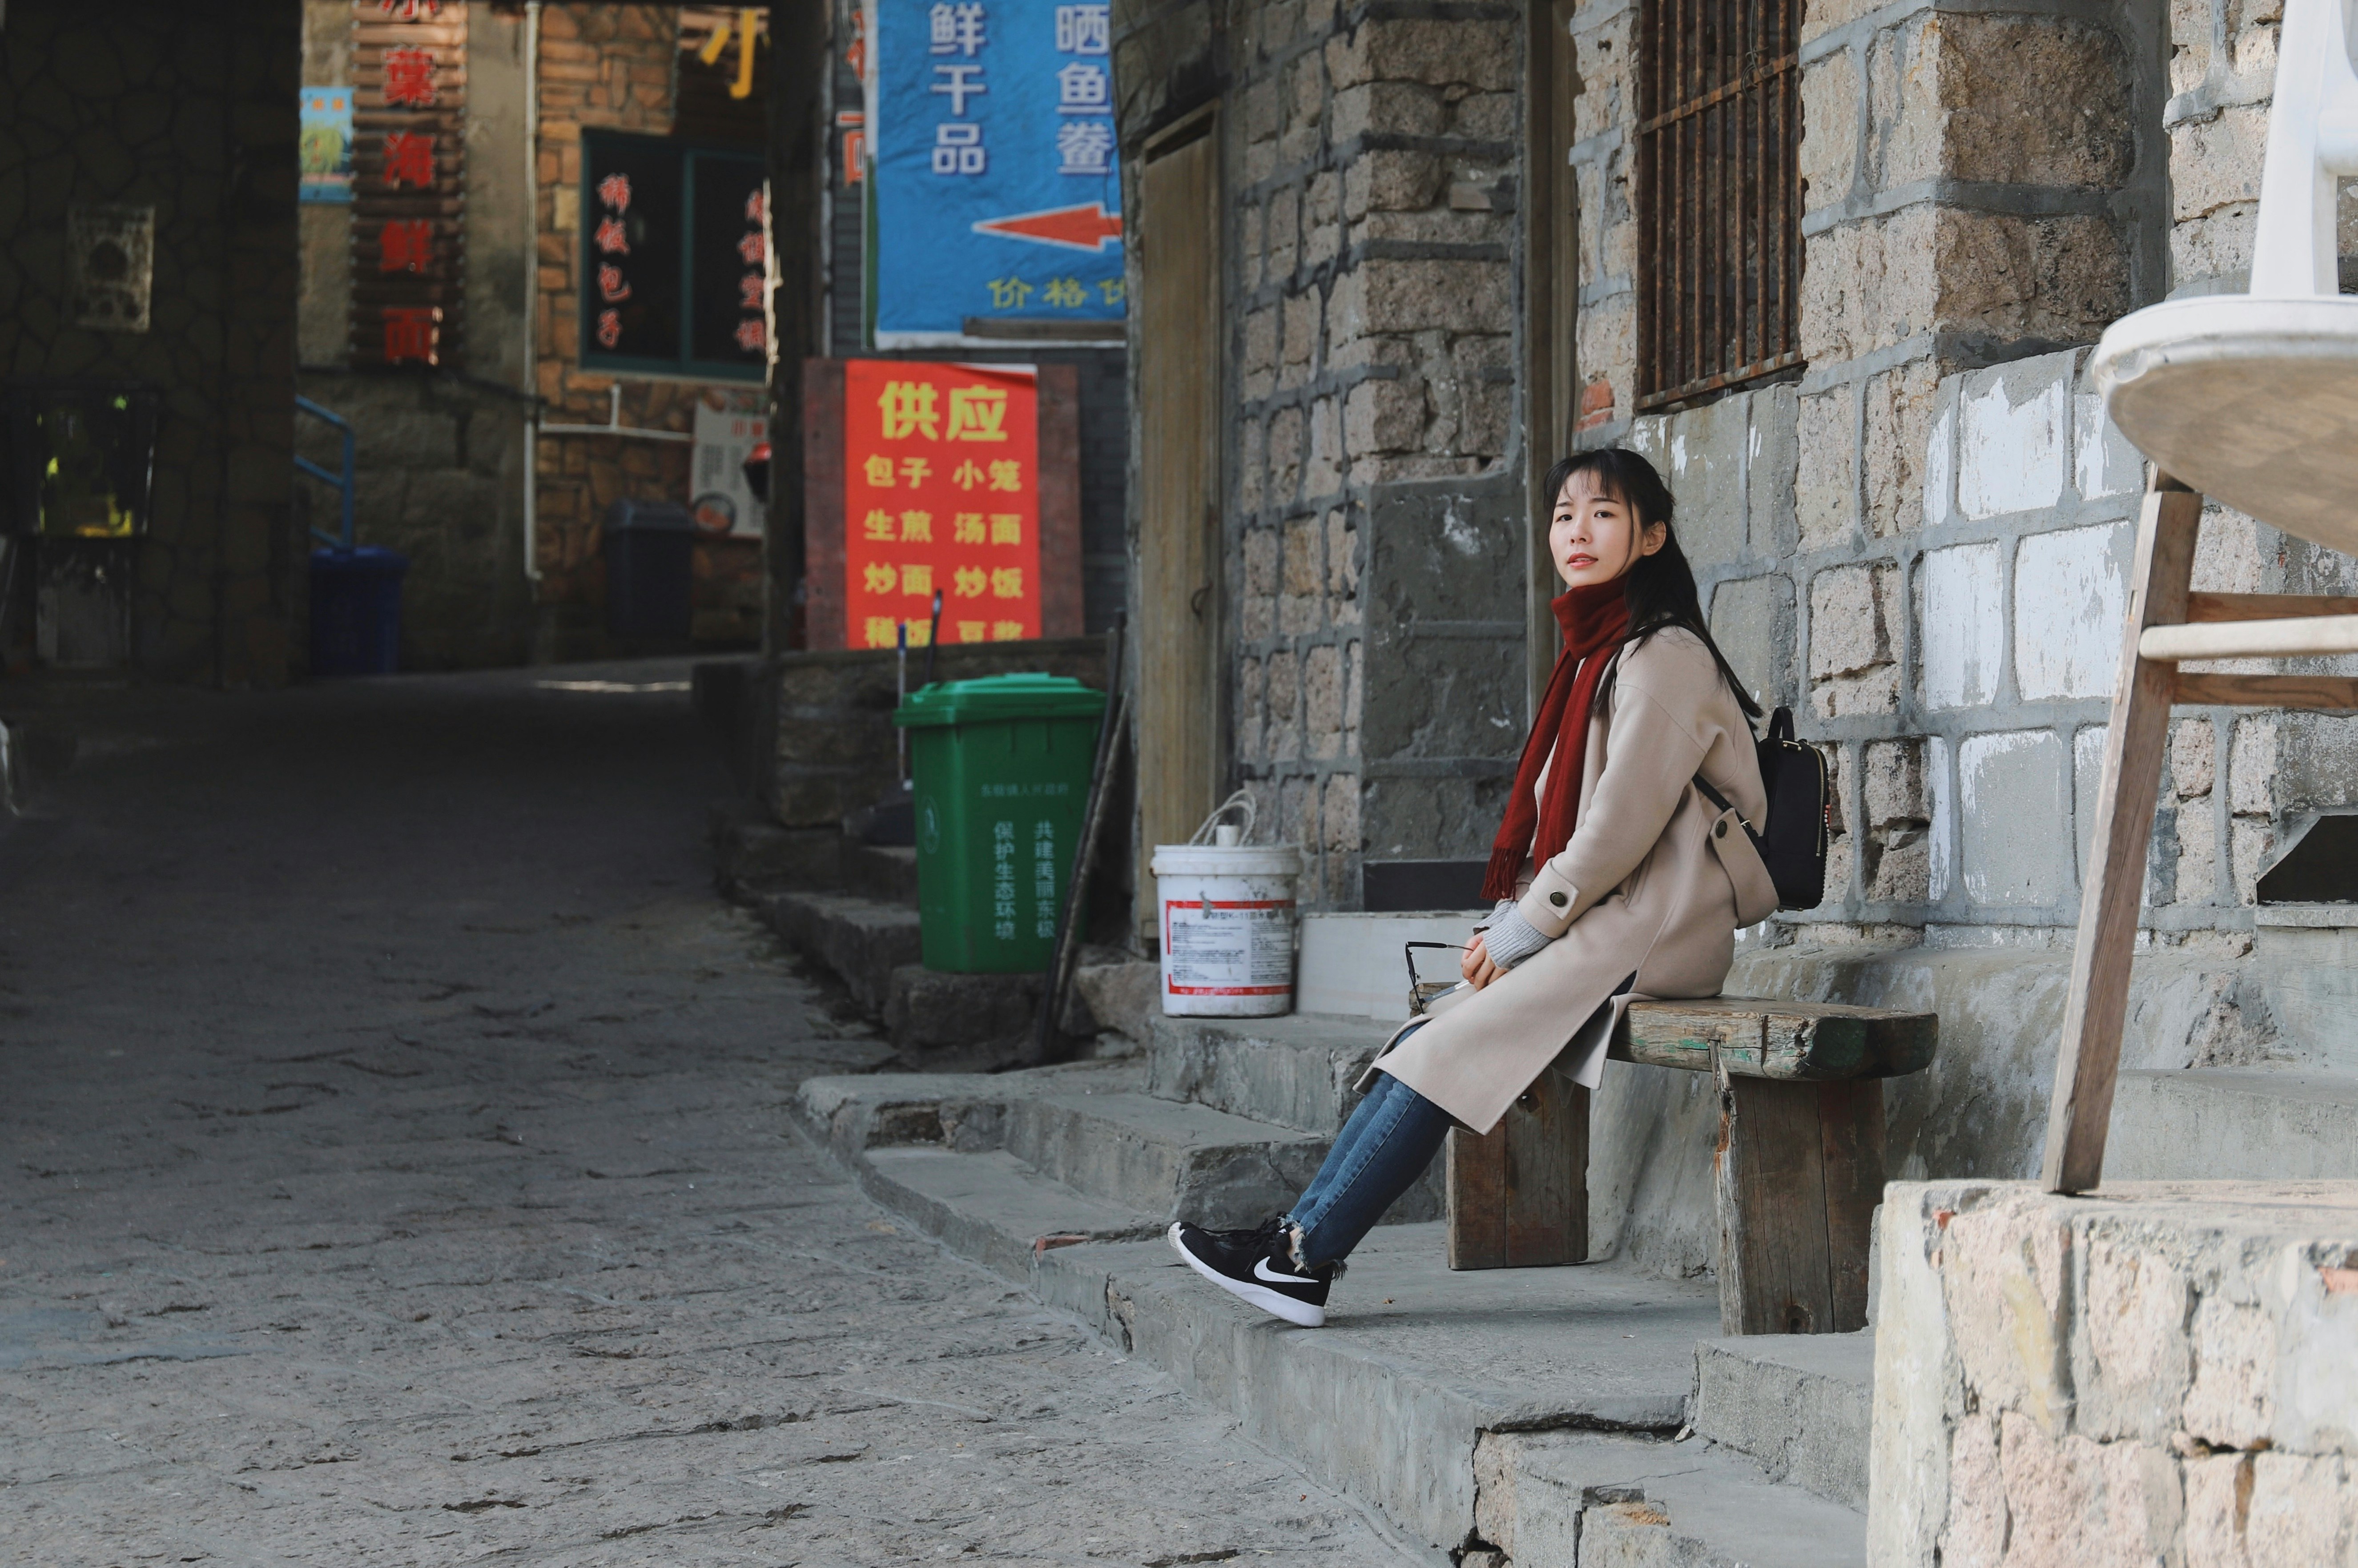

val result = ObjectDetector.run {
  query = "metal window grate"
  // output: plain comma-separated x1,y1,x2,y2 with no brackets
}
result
1634,0,1803,412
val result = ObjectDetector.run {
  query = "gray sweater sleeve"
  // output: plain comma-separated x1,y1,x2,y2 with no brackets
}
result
1478,905,1552,969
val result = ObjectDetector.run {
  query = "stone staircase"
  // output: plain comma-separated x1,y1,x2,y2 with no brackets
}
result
2106,904,2358,1184
791,1006,1874,1564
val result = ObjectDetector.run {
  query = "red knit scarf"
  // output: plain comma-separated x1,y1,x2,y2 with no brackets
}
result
1481,580,1632,901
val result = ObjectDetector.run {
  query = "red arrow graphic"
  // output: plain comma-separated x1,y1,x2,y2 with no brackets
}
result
971,202,1124,252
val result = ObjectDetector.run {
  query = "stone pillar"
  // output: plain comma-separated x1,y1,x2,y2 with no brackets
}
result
1117,0,1533,909
1869,1179,2358,1566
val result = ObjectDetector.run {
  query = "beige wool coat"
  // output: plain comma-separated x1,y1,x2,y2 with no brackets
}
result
1366,627,1779,1134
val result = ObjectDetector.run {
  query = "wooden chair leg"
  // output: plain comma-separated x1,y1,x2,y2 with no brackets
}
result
2040,478,2201,1194
1714,1075,1886,1335
1445,1064,1589,1270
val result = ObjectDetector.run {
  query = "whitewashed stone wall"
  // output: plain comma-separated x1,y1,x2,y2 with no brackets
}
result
1870,1179,2358,1566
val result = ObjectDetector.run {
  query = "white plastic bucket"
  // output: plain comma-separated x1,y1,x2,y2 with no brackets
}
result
1150,796,1303,1017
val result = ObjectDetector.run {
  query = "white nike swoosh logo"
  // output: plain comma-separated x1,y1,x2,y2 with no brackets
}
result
1253,1257,1316,1285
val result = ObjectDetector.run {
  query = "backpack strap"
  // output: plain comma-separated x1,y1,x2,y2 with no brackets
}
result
1691,772,1760,836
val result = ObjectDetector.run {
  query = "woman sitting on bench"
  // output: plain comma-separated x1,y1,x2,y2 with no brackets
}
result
1169,447,1776,1327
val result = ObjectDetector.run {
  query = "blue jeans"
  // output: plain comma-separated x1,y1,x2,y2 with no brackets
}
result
1284,976,1635,1269
1283,1035,1453,1269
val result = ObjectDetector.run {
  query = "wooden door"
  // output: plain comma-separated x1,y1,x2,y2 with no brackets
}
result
1132,111,1223,938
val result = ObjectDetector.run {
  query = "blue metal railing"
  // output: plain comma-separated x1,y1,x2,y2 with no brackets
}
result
294,396,357,550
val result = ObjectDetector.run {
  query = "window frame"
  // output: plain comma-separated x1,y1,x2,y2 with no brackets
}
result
1633,0,1804,413
578,129,767,384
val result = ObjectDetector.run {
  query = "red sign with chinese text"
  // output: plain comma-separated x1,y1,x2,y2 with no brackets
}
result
841,360,1041,650
351,0,466,368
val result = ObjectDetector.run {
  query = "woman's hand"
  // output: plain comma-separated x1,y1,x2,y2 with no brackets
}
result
1460,932,1506,991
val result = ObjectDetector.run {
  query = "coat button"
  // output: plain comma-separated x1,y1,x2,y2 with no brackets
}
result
1714,820,1727,838
1548,890,1567,908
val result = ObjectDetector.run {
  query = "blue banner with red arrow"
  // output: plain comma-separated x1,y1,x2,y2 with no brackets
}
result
869,0,1125,346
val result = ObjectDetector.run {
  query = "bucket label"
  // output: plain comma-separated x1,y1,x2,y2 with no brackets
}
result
1163,898,1292,995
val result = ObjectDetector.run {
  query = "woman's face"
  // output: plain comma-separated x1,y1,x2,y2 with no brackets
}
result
1549,471,1667,589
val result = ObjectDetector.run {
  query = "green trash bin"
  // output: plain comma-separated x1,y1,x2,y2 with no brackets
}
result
893,673,1109,973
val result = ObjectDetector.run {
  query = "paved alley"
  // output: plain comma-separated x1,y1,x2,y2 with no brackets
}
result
0,666,1405,1567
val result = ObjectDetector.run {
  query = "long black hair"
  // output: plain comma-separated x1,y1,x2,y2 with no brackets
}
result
1543,446,1764,721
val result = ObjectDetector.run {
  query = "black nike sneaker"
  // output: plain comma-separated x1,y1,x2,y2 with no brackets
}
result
1166,1217,1336,1327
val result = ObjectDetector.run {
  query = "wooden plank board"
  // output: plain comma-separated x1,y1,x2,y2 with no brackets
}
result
1714,1076,1833,1334
2185,591,2358,622
1712,1074,1885,1335
1611,996,1935,1081
1445,1064,1587,1270
1131,113,1223,938
1816,1078,1886,1330
2040,478,2200,1194
2173,672,2358,712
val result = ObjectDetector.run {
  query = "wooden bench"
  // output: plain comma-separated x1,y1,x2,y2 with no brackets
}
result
1445,996,1937,1336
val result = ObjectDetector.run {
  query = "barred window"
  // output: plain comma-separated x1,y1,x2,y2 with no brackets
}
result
1635,0,1803,411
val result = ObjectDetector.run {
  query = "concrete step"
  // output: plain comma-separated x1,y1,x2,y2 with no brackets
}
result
2105,1067,2358,1181
1143,1009,1392,1134
1689,1333,1875,1510
998,1088,1342,1228
881,965,1043,1055
802,1064,1435,1231
859,1145,1164,1280
1479,1429,1863,1568
799,1063,1142,1163
795,1071,1715,1558
707,800,837,897
793,1069,1867,1563
761,892,1059,1059
841,840,919,905
759,890,921,1012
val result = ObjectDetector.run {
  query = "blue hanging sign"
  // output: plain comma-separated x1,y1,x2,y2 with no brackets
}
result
870,0,1125,347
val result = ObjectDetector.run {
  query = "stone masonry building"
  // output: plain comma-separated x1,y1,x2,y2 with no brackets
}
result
1109,0,2358,1234
296,2,776,670
0,1,302,683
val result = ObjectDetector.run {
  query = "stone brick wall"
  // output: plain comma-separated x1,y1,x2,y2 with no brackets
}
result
769,637,1110,828
1870,1179,2358,1567
2165,0,2358,294
1576,0,2182,945
295,1,542,671
1117,0,1535,909
2149,0,2358,930
0,0,302,685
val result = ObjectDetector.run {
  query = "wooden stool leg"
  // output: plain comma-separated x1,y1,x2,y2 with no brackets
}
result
1445,1065,1589,1270
1714,1075,1886,1334
2041,479,2200,1194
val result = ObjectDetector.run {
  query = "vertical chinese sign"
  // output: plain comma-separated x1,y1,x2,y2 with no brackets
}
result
869,1,1124,345
841,360,1040,647
351,0,466,369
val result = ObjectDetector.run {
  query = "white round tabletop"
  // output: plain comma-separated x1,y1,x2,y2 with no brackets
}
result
2091,294,2358,556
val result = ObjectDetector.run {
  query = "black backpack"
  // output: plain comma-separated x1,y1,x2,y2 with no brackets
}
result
1693,707,1829,910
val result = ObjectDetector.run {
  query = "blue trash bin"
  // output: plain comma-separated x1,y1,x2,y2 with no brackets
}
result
309,546,408,677
603,499,697,642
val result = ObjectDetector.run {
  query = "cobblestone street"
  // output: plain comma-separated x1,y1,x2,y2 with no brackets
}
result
0,667,1403,1567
